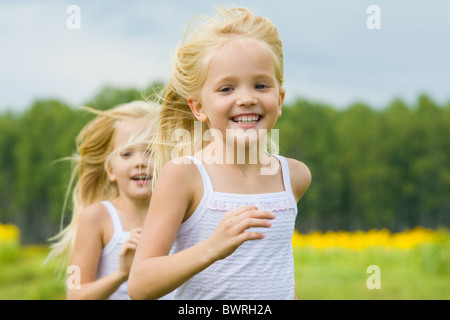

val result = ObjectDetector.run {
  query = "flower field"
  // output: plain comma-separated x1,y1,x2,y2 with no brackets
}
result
291,227,440,250
0,223,20,244
292,227,449,299
1,223,449,299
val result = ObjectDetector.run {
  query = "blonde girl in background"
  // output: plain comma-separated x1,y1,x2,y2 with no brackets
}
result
48,101,160,300
129,7,311,300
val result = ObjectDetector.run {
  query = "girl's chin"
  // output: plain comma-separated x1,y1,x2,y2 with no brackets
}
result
131,194,152,201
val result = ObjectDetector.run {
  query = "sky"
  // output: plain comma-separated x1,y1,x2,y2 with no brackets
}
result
1,0,449,112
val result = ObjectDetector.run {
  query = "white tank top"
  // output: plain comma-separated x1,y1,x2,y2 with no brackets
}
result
97,201,174,300
96,201,131,300
171,155,298,300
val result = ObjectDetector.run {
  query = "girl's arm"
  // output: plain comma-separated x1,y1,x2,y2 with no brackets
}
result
128,160,275,300
66,204,137,300
286,158,312,203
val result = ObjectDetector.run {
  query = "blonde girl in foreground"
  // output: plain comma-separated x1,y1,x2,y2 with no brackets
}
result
48,101,160,300
129,7,311,300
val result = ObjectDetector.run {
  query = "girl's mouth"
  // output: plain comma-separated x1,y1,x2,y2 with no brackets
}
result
131,174,151,185
231,114,262,124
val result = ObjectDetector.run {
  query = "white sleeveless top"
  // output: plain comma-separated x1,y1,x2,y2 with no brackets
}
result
96,201,131,300
97,201,174,300
171,155,298,300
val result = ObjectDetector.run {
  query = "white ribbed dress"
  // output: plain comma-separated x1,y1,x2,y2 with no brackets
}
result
171,155,298,300
96,201,131,300
96,201,174,300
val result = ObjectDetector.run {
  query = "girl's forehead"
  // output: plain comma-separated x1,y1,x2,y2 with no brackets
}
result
113,118,148,148
206,38,276,79
215,37,271,58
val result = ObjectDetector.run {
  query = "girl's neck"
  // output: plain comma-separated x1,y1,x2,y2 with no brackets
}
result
201,136,270,167
111,195,149,220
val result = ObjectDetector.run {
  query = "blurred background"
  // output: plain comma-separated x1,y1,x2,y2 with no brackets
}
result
0,0,449,299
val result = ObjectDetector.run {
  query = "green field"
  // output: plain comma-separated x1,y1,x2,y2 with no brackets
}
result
294,243,449,299
0,240,448,300
0,245,65,300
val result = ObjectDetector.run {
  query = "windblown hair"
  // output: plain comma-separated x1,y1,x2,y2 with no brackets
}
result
152,7,284,184
47,101,160,268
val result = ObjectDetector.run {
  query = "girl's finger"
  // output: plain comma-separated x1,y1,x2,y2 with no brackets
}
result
237,230,266,243
236,217,272,233
230,205,258,216
130,228,142,235
239,209,275,221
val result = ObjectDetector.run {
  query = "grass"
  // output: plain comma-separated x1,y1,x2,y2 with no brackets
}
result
0,245,65,300
0,232,448,300
294,240,450,299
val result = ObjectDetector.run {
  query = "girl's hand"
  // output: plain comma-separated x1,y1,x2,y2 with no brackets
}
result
206,205,275,261
118,228,142,279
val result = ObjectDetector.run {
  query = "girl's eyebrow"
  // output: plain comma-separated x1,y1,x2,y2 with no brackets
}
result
254,72,277,80
212,75,237,84
213,72,276,85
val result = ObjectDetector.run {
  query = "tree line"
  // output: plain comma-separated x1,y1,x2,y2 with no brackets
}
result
0,82,449,243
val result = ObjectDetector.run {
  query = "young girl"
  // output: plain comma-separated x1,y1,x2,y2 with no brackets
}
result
48,101,160,300
129,7,311,300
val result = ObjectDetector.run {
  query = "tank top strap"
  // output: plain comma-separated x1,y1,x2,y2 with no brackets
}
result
101,200,124,233
100,200,125,254
183,156,214,193
177,156,215,233
271,155,296,203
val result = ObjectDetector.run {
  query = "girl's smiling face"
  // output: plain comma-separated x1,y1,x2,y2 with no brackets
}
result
188,37,285,148
107,118,154,200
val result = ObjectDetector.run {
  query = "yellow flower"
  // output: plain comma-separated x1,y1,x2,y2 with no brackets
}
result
0,223,20,244
292,227,439,250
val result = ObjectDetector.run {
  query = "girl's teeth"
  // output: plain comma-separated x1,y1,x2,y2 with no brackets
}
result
132,175,149,181
233,115,260,123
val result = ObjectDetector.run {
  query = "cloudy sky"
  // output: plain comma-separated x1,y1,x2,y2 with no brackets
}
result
1,0,449,112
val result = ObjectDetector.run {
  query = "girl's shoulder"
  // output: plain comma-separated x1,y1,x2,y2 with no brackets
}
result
77,202,114,247
160,157,201,181
153,157,204,221
283,157,311,202
81,202,111,222
77,202,112,235
157,157,203,195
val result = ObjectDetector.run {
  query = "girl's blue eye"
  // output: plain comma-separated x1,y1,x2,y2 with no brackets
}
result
255,84,267,90
219,86,233,93
120,151,132,158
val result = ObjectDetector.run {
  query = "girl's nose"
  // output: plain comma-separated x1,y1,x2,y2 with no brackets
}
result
236,90,257,106
133,151,149,167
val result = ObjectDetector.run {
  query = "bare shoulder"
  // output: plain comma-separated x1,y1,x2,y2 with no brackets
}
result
80,202,110,226
137,157,203,257
72,202,110,254
156,157,202,194
152,157,203,220
285,157,312,202
158,157,199,181
76,202,110,240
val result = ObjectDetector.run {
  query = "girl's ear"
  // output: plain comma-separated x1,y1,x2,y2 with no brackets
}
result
188,97,208,122
277,88,286,117
106,164,116,183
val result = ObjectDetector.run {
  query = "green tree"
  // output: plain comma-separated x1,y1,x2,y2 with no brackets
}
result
1,81,449,243
12,99,86,243
0,112,20,222
334,102,390,230
276,99,343,231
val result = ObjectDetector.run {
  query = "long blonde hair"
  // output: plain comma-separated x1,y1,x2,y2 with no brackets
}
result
152,7,284,183
47,101,160,268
